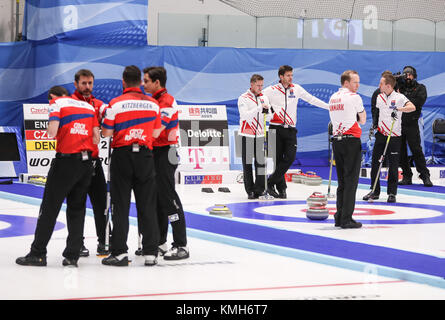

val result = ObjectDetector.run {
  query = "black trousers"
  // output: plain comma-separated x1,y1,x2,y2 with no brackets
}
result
30,157,93,259
153,145,187,248
241,135,266,195
267,125,297,192
110,146,159,256
400,122,430,179
333,137,361,225
86,159,107,244
370,132,402,195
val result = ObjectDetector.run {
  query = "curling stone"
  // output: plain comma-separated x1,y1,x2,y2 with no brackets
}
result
306,206,329,220
27,175,47,186
292,172,306,184
306,192,328,207
303,171,323,186
209,204,232,217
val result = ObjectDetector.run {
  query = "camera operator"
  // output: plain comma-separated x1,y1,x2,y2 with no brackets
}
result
397,66,432,187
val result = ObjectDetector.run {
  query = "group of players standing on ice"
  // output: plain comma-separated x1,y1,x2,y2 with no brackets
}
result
16,66,189,267
14,63,431,267
238,65,430,229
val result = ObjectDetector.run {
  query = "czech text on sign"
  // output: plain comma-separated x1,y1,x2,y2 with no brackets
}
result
25,130,51,140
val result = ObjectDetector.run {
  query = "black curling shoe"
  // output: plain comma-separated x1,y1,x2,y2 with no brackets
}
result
16,254,47,266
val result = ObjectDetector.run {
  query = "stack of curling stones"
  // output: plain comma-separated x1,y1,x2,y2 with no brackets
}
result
306,192,329,220
292,170,322,186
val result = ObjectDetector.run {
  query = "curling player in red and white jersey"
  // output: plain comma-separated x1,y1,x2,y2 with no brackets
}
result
101,65,162,267
143,66,189,260
71,69,109,257
16,86,100,267
363,72,415,203
263,65,329,199
328,70,366,229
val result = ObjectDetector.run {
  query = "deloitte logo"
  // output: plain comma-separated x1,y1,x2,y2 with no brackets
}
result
187,129,222,139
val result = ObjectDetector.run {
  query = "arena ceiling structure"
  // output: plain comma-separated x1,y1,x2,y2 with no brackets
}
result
218,0,445,22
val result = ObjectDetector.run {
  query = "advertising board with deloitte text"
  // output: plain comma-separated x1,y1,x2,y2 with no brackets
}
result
177,105,230,179
23,104,230,178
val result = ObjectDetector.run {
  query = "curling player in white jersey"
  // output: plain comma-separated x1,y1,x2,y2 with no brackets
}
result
363,72,415,203
328,70,366,229
237,74,271,199
263,65,329,199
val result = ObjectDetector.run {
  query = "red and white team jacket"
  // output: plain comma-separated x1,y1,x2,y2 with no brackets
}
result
263,82,329,128
328,87,364,138
376,90,410,137
48,96,99,154
151,88,179,147
71,90,107,158
237,89,271,137
102,88,161,149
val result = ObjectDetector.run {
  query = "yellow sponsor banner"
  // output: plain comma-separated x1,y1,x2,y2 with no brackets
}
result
26,140,57,151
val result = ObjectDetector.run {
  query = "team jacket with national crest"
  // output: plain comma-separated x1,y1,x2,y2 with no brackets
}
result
376,90,410,137
48,96,99,153
263,82,329,128
151,88,179,147
328,87,365,138
71,90,107,158
237,89,271,137
102,87,161,149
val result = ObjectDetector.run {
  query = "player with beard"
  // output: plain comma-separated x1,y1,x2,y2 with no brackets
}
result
72,69,109,256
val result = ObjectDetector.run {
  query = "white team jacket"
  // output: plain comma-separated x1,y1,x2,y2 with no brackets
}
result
263,82,329,128
376,90,409,137
237,89,271,137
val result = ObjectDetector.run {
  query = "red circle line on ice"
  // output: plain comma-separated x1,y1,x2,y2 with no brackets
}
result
302,208,394,216
218,201,445,224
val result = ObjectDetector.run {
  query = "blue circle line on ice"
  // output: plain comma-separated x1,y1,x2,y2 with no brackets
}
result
0,214,65,238
214,200,445,224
